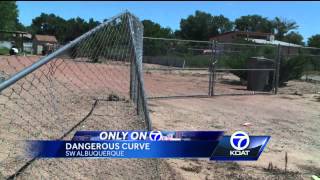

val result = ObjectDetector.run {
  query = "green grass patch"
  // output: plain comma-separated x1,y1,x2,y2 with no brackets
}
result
0,47,9,55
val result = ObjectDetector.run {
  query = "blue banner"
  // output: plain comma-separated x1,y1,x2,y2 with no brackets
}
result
25,131,270,161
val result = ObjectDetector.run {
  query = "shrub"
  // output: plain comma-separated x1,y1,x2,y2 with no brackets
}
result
219,43,310,86
220,44,275,81
184,55,211,68
279,55,308,85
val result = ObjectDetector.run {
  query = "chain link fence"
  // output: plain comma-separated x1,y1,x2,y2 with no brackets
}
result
277,46,320,95
143,37,212,98
0,12,158,179
143,37,320,98
213,42,278,96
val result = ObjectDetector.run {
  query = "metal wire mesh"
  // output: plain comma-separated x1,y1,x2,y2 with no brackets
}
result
213,42,278,96
143,37,212,98
277,46,320,94
143,37,320,98
0,12,156,179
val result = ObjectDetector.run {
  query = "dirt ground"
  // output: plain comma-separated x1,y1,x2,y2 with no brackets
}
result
1,56,319,179
148,90,320,179
0,56,173,179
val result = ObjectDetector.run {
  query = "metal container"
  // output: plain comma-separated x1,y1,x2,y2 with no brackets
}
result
247,57,274,91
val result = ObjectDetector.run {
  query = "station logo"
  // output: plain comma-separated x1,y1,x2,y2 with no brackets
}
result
229,131,250,156
210,131,270,161
149,131,163,141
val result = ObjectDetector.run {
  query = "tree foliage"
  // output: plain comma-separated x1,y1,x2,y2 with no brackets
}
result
283,31,304,45
30,13,66,42
178,11,233,40
272,17,298,40
0,1,19,31
142,20,173,56
30,13,100,43
308,34,320,48
142,20,172,38
235,15,273,33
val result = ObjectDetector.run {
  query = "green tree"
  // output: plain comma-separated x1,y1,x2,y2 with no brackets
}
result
142,20,173,56
308,34,320,48
64,17,100,42
30,13,100,43
235,15,273,33
306,35,320,72
283,31,304,45
179,11,212,40
0,1,19,31
30,13,67,42
142,20,172,38
210,15,233,35
272,17,298,40
179,11,233,40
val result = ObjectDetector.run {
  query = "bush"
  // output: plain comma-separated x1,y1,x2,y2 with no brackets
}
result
184,54,211,68
279,55,308,85
220,44,276,81
219,43,311,86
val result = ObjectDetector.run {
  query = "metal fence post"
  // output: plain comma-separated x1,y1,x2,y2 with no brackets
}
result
130,55,134,100
209,41,217,96
274,44,281,94
136,80,140,115
208,41,213,96
128,13,152,130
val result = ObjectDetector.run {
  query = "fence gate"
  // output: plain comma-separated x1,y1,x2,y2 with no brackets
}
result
211,42,279,96
143,37,282,98
143,37,213,98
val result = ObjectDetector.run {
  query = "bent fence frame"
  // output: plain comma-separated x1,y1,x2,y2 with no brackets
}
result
0,12,151,130
0,12,154,179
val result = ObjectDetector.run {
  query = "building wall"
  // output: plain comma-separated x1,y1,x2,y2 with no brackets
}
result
23,42,33,53
281,46,300,56
33,40,58,55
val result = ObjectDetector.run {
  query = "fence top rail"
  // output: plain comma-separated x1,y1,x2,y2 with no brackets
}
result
285,53,320,58
0,11,128,92
144,36,320,50
143,36,277,47
217,42,277,47
216,68,276,71
298,46,320,50
143,36,213,44
144,67,209,71
143,36,277,48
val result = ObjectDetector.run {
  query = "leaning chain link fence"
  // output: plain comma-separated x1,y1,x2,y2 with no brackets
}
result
0,12,159,179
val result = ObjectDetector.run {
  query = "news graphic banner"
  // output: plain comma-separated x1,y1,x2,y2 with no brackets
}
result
26,131,270,161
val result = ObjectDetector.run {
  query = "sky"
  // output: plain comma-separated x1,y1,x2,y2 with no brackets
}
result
17,1,320,42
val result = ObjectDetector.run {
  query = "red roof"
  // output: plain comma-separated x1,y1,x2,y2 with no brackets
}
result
34,35,58,43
